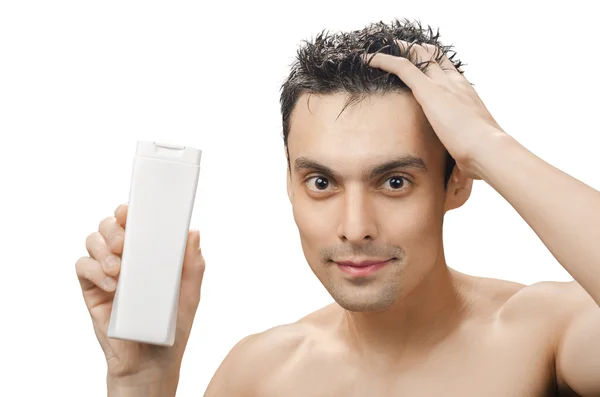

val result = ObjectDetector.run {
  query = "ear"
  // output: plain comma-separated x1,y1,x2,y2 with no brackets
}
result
443,166,473,212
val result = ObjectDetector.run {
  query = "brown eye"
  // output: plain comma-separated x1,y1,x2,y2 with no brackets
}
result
306,176,330,191
382,176,411,191
315,177,329,190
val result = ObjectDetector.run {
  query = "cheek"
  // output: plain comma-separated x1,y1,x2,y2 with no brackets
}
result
291,201,333,275
382,194,444,250
292,198,332,244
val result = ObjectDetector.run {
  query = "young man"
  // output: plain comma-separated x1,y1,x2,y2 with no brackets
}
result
77,19,600,396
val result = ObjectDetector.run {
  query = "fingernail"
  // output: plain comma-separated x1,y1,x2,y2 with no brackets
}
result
103,277,116,291
106,255,120,269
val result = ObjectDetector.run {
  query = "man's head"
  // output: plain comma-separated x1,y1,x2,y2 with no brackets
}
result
280,19,473,313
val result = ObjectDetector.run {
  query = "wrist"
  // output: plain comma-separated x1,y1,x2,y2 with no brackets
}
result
107,369,180,397
470,129,518,182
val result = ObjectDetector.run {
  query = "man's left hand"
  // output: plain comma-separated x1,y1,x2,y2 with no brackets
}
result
363,41,507,180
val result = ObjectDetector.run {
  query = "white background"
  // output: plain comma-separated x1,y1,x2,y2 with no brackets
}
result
1,0,599,396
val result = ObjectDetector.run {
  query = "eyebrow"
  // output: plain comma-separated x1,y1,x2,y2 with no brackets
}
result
294,155,428,181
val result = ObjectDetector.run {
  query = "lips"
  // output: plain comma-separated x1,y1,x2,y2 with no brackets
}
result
335,259,393,267
335,258,393,277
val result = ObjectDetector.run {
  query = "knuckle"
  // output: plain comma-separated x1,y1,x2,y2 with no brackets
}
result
114,225,125,237
75,256,88,271
85,232,105,257
103,254,121,272
391,56,410,69
108,231,125,251
92,230,104,242
76,257,96,280
98,216,115,232
428,79,445,91
85,232,96,248
115,202,127,214
438,81,453,93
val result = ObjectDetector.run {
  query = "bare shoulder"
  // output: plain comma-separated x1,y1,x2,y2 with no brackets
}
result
507,281,593,314
498,279,596,323
246,321,318,365
460,271,594,324
204,320,318,396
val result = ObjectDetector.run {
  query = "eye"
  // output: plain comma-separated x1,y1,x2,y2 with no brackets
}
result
381,175,411,191
304,175,412,193
305,176,332,191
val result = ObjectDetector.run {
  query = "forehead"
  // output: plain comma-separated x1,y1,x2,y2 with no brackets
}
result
287,92,437,158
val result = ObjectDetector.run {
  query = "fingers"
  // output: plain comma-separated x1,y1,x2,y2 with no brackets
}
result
402,40,460,81
364,49,434,97
114,203,128,228
417,43,449,81
98,216,125,255
75,256,118,292
417,42,473,90
179,230,205,306
182,229,205,284
435,46,460,74
397,41,480,106
86,231,121,277
364,40,464,94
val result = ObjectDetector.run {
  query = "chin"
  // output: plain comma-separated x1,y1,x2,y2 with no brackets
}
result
329,286,400,313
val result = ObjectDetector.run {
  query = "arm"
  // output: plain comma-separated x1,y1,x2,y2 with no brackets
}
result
362,42,600,394
474,134,600,395
474,134,600,305
555,283,600,396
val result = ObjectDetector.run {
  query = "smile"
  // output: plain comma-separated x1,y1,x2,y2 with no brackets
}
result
335,258,393,277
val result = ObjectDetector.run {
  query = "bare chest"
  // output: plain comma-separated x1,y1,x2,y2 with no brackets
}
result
258,327,559,397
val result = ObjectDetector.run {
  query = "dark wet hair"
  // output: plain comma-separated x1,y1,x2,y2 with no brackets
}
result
280,18,466,189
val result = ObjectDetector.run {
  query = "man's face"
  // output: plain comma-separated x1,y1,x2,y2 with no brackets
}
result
286,92,458,312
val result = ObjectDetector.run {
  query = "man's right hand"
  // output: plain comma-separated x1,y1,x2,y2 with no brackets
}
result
75,203,206,395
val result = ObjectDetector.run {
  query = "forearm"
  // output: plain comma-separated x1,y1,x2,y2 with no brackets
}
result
107,372,179,397
474,133,600,304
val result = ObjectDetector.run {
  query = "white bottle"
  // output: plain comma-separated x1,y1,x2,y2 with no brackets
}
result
107,141,202,346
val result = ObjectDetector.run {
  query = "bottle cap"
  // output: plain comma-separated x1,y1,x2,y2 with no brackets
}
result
135,141,201,165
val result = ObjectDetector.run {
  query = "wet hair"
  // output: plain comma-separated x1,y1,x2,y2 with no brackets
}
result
280,18,466,189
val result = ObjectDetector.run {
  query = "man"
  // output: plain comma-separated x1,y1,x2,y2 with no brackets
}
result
76,19,600,396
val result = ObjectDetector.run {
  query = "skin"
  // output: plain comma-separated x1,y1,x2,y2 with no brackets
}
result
76,42,600,396
76,210,204,396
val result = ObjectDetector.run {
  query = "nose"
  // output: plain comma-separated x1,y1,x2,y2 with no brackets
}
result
336,187,378,244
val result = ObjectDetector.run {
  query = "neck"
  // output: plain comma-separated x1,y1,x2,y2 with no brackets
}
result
337,258,474,363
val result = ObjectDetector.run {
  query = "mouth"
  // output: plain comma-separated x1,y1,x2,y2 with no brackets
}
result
334,258,395,277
